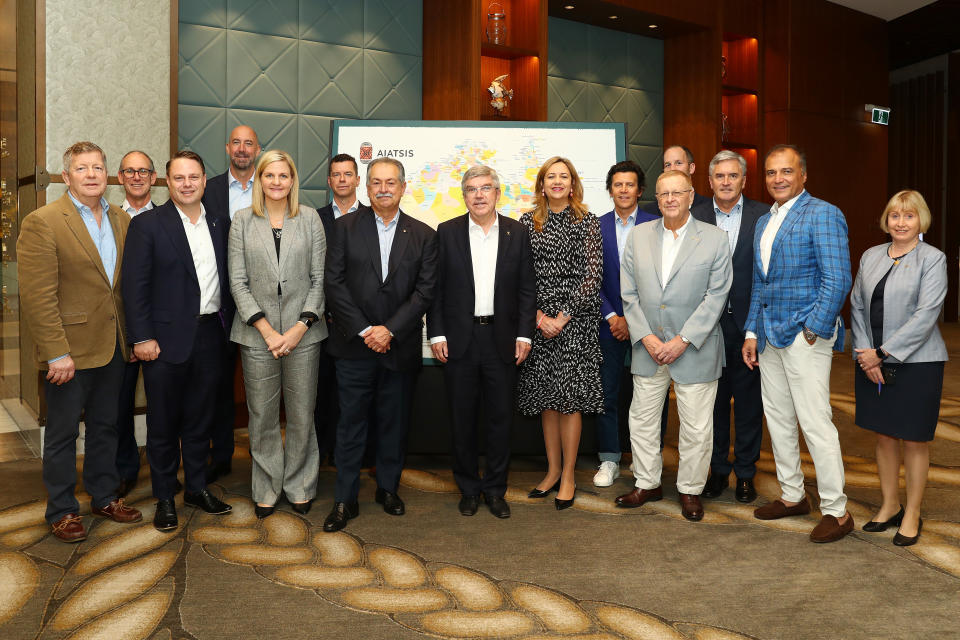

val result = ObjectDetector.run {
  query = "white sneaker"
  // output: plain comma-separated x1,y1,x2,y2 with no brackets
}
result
593,461,619,487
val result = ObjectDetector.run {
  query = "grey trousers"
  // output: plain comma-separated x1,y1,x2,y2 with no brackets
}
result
240,341,321,505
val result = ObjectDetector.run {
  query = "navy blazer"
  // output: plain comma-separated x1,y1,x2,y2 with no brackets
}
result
690,196,767,332
200,171,230,222
316,201,372,240
641,191,711,217
426,213,537,363
122,200,234,364
598,208,660,340
324,208,438,371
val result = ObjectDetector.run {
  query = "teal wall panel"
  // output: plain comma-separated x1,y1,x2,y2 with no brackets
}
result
179,0,423,207
548,17,663,208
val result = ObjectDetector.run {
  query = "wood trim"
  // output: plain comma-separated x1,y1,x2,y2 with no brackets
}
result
170,0,178,157
945,52,960,321
48,175,168,187
35,0,44,207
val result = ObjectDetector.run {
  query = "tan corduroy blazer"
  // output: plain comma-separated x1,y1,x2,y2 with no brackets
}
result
18,192,130,369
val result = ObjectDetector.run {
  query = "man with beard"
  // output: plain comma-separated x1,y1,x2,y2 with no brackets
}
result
201,125,262,484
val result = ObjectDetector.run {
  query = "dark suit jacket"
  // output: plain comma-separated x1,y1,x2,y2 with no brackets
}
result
200,171,230,222
324,208,438,371
122,200,234,364
426,214,537,364
317,201,372,243
690,196,767,331
642,191,710,216
598,208,660,341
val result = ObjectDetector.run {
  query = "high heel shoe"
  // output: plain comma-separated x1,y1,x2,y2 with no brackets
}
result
528,480,560,499
291,499,313,515
555,484,576,510
862,505,904,532
893,517,922,546
254,504,276,519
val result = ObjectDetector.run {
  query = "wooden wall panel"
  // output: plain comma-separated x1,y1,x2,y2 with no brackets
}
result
423,0,481,119
945,53,959,321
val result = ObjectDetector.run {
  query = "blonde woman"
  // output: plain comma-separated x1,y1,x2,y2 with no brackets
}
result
518,156,603,509
229,150,327,518
851,190,947,546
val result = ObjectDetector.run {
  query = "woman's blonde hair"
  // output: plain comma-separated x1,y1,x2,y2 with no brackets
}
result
530,156,588,232
880,189,930,234
252,150,300,218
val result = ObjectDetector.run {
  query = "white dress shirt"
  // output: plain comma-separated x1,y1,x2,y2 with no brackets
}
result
121,198,154,218
660,215,690,290
759,190,804,275
175,204,221,314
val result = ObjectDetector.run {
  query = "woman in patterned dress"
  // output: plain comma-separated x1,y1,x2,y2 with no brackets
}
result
518,156,603,509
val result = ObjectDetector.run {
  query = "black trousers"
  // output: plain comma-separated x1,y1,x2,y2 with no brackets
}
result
710,314,763,479
43,343,124,523
143,317,225,499
115,359,142,482
316,344,379,465
444,324,516,498
333,357,413,503
209,342,237,467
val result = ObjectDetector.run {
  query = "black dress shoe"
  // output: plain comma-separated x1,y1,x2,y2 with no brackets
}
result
555,496,574,510
863,505,904,532
702,473,728,499
205,461,232,484
154,499,178,531
255,504,276,519
291,499,313,515
735,478,757,503
459,495,480,516
485,495,511,519
184,489,232,515
527,480,560,499
893,517,922,546
323,502,359,532
116,477,138,498
375,488,405,515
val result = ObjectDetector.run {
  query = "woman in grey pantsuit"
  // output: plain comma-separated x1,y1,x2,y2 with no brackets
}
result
229,150,327,518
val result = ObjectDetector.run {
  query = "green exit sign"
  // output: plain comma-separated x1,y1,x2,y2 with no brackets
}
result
871,108,890,125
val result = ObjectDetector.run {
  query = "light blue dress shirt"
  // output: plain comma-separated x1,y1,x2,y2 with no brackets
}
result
332,198,360,219
714,195,743,256
228,171,254,220
376,212,399,282
614,207,637,262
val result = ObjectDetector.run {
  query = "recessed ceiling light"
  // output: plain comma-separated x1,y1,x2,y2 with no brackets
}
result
564,4,574,8
608,15,618,19
648,24,658,29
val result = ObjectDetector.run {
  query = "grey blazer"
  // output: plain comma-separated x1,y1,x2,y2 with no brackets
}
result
229,204,329,348
621,216,732,384
849,241,947,363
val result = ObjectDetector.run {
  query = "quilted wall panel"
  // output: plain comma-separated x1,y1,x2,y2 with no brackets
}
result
179,0,422,207
547,17,663,210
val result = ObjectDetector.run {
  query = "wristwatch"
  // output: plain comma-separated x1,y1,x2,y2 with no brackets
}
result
875,347,888,360
802,326,817,343
679,335,690,344
298,316,315,328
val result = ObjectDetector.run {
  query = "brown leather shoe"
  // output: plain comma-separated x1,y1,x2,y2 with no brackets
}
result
92,498,143,523
679,494,704,521
51,513,86,543
615,486,663,508
810,512,854,543
753,497,811,520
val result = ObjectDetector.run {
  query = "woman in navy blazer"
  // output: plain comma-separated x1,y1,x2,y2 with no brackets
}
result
850,189,947,546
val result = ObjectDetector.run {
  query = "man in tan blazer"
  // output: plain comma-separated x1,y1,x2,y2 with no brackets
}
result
18,141,142,543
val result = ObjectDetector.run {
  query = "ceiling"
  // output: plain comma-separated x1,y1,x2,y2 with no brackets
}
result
828,0,936,21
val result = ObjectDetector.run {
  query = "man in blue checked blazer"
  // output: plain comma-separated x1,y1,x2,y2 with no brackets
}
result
742,144,854,543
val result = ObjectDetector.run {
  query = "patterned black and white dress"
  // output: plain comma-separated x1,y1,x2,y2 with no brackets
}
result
517,206,603,415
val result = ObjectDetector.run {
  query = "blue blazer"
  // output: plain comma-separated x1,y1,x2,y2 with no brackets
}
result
744,191,852,352
598,208,659,340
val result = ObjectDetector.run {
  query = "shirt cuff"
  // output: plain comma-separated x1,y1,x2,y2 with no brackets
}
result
745,330,758,340
48,354,68,364
359,326,372,337
429,336,446,345
246,311,266,326
604,312,617,320
516,337,532,344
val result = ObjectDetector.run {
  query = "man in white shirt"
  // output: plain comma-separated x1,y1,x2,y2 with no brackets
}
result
615,170,731,522
427,165,536,518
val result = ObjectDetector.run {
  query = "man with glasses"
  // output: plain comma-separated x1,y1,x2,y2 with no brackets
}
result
19,141,143,542
427,165,536,519
615,170,731,522
642,145,711,215
114,151,158,497
201,125,261,485
322,157,437,532
123,150,235,531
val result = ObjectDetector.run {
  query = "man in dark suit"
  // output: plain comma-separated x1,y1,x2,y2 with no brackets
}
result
690,150,766,503
427,165,536,518
315,153,373,467
641,145,711,216
322,157,438,532
200,125,261,484
123,150,235,532
593,161,661,488
114,150,158,497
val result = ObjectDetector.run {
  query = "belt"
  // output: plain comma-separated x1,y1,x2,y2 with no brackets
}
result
474,315,494,325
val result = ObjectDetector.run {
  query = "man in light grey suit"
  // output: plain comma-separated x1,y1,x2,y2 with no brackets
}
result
614,170,732,521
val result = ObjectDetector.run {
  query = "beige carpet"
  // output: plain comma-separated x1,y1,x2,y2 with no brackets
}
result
2,327,960,640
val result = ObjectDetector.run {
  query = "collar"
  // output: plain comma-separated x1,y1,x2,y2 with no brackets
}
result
68,190,109,216
613,207,638,225
468,213,499,235
375,211,399,229
771,190,805,216
332,198,360,216
713,196,744,217
661,213,691,236
228,169,253,190
175,203,207,225
122,198,154,213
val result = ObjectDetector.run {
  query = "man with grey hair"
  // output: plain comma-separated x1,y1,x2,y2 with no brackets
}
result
19,141,143,542
427,165,536,518
691,150,767,503
322,156,438,532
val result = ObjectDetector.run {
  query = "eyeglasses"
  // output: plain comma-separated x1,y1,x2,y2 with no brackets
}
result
463,185,495,195
120,168,154,178
655,189,692,200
